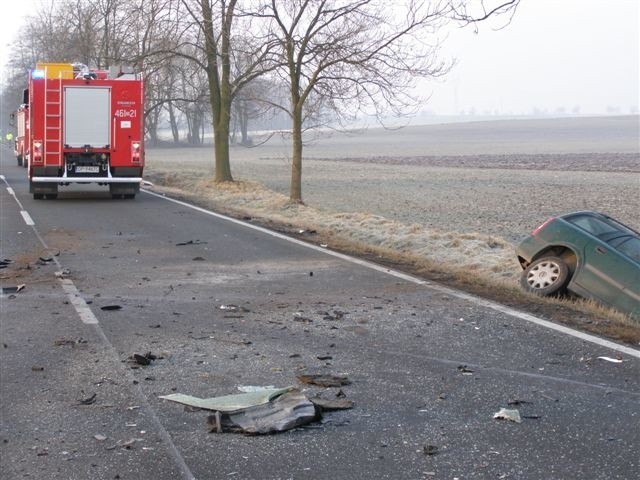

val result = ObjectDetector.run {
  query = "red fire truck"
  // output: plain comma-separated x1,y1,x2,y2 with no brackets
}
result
20,62,144,199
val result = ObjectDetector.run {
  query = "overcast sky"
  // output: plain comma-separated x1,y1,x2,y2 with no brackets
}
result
1,0,638,116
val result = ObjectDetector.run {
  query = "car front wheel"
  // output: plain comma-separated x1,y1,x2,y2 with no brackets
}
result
520,256,570,296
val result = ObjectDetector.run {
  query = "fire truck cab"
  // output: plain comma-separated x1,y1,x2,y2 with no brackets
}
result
26,62,144,199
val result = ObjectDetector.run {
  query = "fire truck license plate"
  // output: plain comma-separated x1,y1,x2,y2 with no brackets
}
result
76,166,99,173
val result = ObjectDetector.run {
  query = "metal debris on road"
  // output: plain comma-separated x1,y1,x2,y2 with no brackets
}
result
101,305,122,311
297,374,351,387
597,356,623,363
78,393,97,405
1,284,25,294
130,352,157,366
423,445,439,456
206,390,317,434
493,408,522,423
176,239,208,246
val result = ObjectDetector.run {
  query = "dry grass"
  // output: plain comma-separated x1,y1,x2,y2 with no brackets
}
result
144,166,639,344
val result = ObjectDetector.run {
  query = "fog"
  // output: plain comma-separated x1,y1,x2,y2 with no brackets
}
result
1,0,638,117
422,0,640,116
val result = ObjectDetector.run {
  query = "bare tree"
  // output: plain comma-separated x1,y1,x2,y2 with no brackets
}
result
175,0,279,182
264,0,520,203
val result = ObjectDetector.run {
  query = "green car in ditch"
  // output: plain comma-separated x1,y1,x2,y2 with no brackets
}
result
516,211,640,317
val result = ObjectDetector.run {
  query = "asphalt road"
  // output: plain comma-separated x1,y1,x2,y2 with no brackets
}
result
1,145,639,480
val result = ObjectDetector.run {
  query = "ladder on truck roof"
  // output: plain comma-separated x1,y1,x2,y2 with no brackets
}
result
43,69,62,165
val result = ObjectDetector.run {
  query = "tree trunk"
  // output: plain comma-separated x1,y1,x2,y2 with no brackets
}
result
289,106,303,203
240,106,249,145
214,120,233,182
168,102,180,144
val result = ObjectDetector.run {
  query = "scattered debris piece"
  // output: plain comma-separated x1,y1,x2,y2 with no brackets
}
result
220,304,239,311
423,445,439,456
317,355,333,361
79,393,97,405
297,374,351,387
31,365,44,371
493,408,522,423
309,396,354,411
130,352,157,366
206,390,317,434
597,356,623,363
192,257,205,261
0,259,12,269
101,305,122,311
93,434,107,442
54,269,71,278
119,438,144,449
507,399,531,406
457,365,474,375
54,338,85,347
294,315,313,323
1,285,25,294
160,387,294,412
176,240,207,246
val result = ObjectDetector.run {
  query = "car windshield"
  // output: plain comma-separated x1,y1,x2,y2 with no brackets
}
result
566,214,637,238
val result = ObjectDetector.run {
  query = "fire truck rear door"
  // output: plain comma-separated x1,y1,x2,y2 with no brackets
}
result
64,87,111,148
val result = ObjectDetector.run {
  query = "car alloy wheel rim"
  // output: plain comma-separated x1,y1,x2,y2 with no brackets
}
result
527,261,560,289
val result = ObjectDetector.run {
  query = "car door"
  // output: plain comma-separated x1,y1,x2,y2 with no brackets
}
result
576,235,640,314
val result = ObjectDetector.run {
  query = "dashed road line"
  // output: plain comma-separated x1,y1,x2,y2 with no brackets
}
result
20,210,35,225
59,279,99,324
143,188,640,360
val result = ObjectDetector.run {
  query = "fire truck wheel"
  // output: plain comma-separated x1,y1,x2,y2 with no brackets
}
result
45,194,58,200
17,156,23,167
124,194,136,199
33,193,44,200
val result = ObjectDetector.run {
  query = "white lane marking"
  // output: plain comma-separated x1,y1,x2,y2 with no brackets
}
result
143,189,640,360
59,279,99,324
20,210,35,226
7,187,15,195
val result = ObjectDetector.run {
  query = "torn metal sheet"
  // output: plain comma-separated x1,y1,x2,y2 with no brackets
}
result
493,408,522,423
159,386,294,412
207,390,317,434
